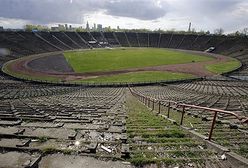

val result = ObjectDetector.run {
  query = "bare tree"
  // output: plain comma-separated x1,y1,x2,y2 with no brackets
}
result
241,28,248,35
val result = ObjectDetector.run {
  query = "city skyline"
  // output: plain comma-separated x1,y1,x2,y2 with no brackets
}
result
0,0,248,33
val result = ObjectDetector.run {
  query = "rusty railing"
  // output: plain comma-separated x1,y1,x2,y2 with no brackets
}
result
129,88,247,141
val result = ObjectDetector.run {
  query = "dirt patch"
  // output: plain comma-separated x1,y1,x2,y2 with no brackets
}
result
5,49,231,82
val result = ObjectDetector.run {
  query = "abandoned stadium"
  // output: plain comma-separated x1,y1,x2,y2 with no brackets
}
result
0,31,248,168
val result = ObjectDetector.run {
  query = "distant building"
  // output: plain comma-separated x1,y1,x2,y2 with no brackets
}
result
86,21,90,31
51,24,65,31
97,24,103,31
117,26,120,30
58,24,65,30
65,24,68,30
94,23,96,30
0,26,3,31
51,27,59,31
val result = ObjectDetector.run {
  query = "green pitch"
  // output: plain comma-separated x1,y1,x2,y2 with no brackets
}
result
64,48,213,73
76,71,195,83
205,58,241,74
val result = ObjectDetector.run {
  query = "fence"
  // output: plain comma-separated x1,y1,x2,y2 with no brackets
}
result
129,87,248,141
1,67,202,87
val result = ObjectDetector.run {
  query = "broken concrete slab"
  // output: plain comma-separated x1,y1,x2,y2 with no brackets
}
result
39,154,132,168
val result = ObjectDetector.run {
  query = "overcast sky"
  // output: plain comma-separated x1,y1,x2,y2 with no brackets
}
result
0,0,247,33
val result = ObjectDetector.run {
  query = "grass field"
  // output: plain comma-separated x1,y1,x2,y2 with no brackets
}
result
75,71,195,83
64,48,213,73
205,58,241,74
3,47,239,84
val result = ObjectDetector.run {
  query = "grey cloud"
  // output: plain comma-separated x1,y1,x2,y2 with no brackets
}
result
104,0,167,20
0,0,167,24
164,0,244,20
0,0,248,32
165,0,247,32
176,0,244,16
0,0,103,24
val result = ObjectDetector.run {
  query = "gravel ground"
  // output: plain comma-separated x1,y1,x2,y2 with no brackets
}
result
27,54,73,73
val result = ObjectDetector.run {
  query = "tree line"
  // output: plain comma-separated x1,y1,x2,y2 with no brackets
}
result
24,24,248,36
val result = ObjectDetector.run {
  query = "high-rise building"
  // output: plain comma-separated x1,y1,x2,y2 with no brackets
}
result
0,26,3,31
94,23,96,30
97,24,103,31
58,24,66,31
86,21,90,31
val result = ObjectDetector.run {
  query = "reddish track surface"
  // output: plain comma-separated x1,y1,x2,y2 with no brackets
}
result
6,50,230,81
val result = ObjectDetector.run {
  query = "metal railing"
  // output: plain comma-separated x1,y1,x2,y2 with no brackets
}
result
1,65,202,87
129,87,248,141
